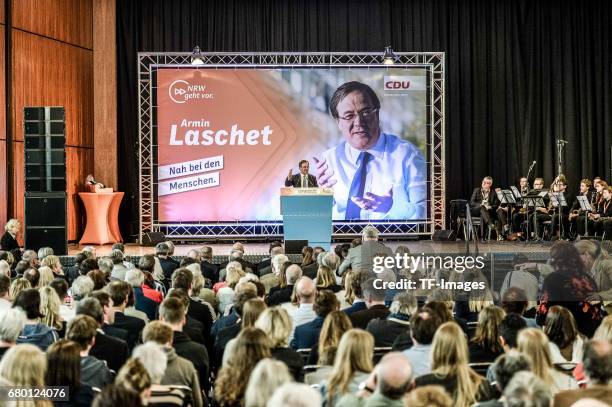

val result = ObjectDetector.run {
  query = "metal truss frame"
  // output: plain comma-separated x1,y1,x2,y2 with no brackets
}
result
138,52,445,242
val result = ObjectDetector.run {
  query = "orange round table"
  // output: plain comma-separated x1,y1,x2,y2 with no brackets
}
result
78,192,124,245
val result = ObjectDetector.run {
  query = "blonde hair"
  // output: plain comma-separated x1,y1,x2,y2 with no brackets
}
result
244,359,292,407
318,311,353,365
471,306,505,353
255,307,292,348
40,255,60,270
316,265,336,289
468,288,494,313
431,322,483,407
517,328,554,386
343,271,356,305
241,298,267,328
0,344,46,386
39,286,63,330
10,278,31,300
226,266,245,288
326,329,373,404
5,218,20,233
38,266,55,287
593,315,612,341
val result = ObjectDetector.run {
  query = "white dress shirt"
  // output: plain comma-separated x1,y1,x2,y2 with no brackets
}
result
287,303,316,342
319,132,426,220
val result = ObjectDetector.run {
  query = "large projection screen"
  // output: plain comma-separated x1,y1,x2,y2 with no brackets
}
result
153,67,431,224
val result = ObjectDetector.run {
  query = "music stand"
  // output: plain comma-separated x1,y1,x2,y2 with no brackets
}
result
497,190,516,236
510,186,522,200
522,192,546,243
464,203,479,254
550,192,568,239
576,196,593,237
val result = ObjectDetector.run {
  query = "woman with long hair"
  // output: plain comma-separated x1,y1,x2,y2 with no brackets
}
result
517,328,578,393
244,359,292,407
215,327,271,406
415,322,493,407
316,265,342,293
219,298,267,368
543,305,586,364
305,311,353,385
468,305,506,363
37,266,55,288
536,241,602,337
301,246,315,267
255,307,303,380
46,340,95,406
0,343,52,407
39,286,65,337
321,329,373,406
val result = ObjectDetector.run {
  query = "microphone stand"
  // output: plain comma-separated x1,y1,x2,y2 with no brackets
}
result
555,140,568,239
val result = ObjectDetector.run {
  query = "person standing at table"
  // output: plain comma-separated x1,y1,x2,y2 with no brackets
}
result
285,160,318,188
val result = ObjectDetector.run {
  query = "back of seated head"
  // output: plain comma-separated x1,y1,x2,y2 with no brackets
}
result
66,314,99,350
314,289,339,318
582,339,612,385
499,313,527,349
125,268,145,288
97,257,114,275
0,260,9,278
171,268,193,290
285,264,303,285
12,288,44,319
155,242,170,256
200,246,213,259
267,382,322,407
0,274,10,297
494,350,532,391
23,268,40,288
410,311,438,345
269,241,283,253
107,280,130,307
92,384,143,407
362,277,386,302
160,296,186,325
404,385,452,407
229,249,244,261
79,259,99,276
71,276,95,301
87,270,106,290
0,308,26,343
14,260,30,276
233,286,258,316
110,249,124,265
501,287,529,314
37,247,54,260
422,301,452,324
49,278,68,300
241,298,267,328
180,257,197,268
143,320,173,345
111,243,125,253
138,254,155,273
90,290,111,309
503,371,551,407
21,250,37,265
376,352,414,399
295,277,316,302
166,288,190,309
0,251,8,262
75,297,104,325
73,252,88,265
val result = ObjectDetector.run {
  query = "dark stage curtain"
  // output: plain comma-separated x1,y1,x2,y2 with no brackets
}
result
117,0,611,238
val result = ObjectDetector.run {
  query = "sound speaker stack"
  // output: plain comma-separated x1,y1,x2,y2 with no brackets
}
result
24,107,67,255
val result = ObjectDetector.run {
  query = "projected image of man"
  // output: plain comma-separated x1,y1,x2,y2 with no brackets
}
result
315,81,426,220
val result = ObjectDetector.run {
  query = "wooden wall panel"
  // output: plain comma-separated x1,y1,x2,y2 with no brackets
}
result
0,24,5,140
0,141,6,229
0,24,5,228
0,1,4,24
11,141,23,245
66,146,94,241
11,0,92,49
93,0,117,190
12,30,93,146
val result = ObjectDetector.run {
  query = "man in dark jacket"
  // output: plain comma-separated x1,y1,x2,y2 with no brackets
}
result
291,290,339,350
107,281,145,350
171,268,213,339
349,278,390,329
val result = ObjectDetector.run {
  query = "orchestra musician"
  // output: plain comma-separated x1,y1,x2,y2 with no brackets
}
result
511,177,545,239
469,176,499,239
496,177,529,240
549,176,573,240
590,185,612,237
571,179,594,237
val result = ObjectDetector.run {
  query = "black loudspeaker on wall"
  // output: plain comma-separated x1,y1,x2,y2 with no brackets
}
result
24,107,67,255
432,229,457,242
142,232,166,247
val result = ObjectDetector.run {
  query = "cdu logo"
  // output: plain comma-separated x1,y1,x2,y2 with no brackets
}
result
384,76,411,90
383,76,426,94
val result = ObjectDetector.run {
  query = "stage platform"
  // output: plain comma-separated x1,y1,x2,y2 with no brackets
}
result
67,239,555,257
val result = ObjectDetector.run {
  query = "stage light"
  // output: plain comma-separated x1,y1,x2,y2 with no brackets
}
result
191,46,204,65
382,46,398,65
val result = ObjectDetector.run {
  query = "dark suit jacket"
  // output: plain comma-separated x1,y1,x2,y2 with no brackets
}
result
212,323,241,373
256,258,272,276
159,257,179,284
0,232,19,252
188,298,213,338
271,347,304,382
342,301,367,316
291,316,324,350
101,323,129,343
366,317,410,347
469,187,499,211
112,311,145,350
266,285,294,306
90,330,129,372
200,260,220,283
134,287,158,321
301,262,319,279
184,316,206,345
210,311,239,340
285,173,318,188
349,304,390,330
173,330,210,391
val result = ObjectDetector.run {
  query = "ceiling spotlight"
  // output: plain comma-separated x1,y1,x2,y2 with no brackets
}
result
191,46,204,65
382,46,398,65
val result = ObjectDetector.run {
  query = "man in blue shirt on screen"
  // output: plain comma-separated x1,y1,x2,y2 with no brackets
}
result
314,81,427,220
